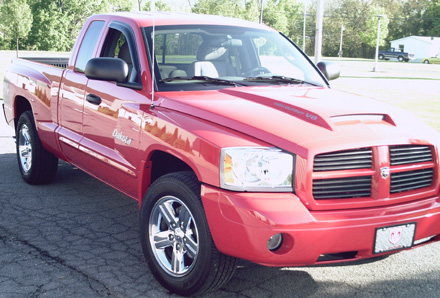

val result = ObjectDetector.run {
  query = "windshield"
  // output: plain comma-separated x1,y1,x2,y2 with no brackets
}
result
143,25,327,91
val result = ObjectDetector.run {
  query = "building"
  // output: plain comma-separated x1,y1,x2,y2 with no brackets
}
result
390,36,440,60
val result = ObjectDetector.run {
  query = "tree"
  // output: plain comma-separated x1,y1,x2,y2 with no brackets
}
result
360,8,389,48
25,1,71,51
263,0,303,43
24,0,133,51
321,0,389,58
0,0,33,55
143,0,172,11
423,0,440,36
193,0,259,21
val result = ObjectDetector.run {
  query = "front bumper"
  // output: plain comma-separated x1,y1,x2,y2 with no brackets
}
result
201,185,440,267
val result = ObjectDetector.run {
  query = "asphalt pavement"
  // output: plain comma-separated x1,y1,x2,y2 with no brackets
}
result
1,61,440,297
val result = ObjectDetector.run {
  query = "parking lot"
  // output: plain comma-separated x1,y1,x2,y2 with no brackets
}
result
1,60,440,297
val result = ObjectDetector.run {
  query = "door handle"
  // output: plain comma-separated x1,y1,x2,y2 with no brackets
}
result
86,94,101,105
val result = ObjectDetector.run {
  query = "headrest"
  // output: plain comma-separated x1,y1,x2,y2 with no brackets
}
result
118,43,131,64
197,42,228,61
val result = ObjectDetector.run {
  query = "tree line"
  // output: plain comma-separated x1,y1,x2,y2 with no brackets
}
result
1,0,439,58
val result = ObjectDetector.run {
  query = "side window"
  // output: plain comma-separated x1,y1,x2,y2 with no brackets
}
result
101,28,129,59
75,21,105,72
101,28,137,83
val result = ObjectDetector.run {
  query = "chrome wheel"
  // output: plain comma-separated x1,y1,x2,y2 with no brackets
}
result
140,172,236,296
16,111,58,184
149,195,199,277
18,124,32,173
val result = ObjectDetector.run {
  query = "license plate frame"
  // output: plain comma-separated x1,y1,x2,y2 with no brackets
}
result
373,222,416,254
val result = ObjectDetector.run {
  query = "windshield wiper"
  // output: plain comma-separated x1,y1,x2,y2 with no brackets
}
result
244,76,321,87
160,76,241,86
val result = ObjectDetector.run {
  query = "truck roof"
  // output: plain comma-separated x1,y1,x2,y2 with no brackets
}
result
90,11,275,31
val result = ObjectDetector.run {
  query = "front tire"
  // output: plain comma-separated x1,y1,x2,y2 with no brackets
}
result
424,59,430,64
16,111,58,184
139,172,236,296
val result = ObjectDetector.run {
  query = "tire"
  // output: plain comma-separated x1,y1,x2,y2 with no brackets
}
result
424,60,430,64
16,111,58,184
139,172,236,296
398,56,404,62
378,54,384,60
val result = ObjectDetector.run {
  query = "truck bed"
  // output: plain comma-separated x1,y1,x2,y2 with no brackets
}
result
21,57,69,69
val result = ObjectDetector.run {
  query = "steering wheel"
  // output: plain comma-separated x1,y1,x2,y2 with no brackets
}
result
241,67,271,77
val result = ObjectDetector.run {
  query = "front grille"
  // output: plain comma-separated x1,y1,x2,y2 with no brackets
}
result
391,168,434,193
390,145,432,165
312,145,435,201
313,176,372,199
313,148,372,172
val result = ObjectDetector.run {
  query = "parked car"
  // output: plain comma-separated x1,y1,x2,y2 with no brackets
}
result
3,12,440,296
423,55,440,64
378,48,414,62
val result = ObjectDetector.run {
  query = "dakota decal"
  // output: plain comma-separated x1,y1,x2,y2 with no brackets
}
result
113,129,132,146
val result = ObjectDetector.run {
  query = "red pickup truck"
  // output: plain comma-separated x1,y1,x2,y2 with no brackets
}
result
3,12,440,296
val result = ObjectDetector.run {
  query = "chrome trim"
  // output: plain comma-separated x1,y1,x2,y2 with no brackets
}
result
59,136,136,177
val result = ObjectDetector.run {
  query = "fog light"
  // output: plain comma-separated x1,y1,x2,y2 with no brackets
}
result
267,233,283,251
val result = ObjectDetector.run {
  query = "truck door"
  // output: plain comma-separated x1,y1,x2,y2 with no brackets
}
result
80,23,146,197
58,20,105,165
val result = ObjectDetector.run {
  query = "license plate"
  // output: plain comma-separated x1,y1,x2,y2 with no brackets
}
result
374,223,416,254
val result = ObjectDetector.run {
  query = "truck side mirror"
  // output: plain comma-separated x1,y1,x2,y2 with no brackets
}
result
85,57,128,83
317,61,340,81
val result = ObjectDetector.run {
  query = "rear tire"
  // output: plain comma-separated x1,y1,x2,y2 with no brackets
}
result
16,111,58,184
139,172,236,296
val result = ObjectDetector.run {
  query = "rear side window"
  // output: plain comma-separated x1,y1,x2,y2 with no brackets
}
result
75,21,105,72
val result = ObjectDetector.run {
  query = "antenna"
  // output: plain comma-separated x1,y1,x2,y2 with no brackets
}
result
150,0,156,109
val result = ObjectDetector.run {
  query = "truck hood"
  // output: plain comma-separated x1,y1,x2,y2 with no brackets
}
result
156,86,439,156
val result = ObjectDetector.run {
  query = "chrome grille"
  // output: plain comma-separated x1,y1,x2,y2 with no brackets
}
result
390,169,434,193
390,145,432,166
313,148,372,172
313,176,372,199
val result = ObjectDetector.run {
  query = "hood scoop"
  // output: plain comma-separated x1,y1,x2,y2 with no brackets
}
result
330,114,395,126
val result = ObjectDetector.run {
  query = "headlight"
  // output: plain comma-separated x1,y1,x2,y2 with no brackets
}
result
220,147,294,192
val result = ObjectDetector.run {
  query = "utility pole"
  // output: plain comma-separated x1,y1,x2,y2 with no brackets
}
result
338,24,345,58
303,1,306,52
314,0,324,64
187,0,192,12
373,15,384,72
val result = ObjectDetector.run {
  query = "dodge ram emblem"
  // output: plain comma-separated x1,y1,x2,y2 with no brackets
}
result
389,226,402,245
380,167,390,179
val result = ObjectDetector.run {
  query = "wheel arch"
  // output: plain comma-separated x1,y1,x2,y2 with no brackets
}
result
138,149,199,206
14,96,33,129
